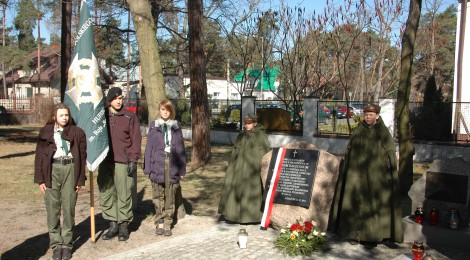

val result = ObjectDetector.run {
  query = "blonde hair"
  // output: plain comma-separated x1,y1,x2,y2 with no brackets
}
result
158,99,176,120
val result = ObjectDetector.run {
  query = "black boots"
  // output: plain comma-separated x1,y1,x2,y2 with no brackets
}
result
102,221,129,241
61,248,72,260
52,248,61,260
102,221,119,240
118,222,129,241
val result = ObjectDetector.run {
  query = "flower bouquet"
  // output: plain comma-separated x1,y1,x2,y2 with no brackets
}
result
274,219,327,256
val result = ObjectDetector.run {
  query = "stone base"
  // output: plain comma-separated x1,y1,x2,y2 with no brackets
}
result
403,216,470,248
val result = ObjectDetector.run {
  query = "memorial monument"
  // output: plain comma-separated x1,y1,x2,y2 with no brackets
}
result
260,141,341,231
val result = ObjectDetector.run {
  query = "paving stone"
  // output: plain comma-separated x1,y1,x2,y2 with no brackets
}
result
100,217,470,260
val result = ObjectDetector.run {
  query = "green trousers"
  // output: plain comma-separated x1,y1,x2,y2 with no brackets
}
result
97,161,134,223
152,157,179,230
44,163,77,250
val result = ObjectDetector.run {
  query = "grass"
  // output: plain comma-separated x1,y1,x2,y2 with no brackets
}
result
0,127,42,203
0,125,431,213
318,120,358,135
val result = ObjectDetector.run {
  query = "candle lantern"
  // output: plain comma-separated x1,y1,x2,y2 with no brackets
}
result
429,207,439,225
411,241,425,260
415,207,424,224
238,229,248,249
447,209,462,229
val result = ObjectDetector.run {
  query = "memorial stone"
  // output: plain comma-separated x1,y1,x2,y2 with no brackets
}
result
408,157,470,226
260,141,341,231
264,148,319,208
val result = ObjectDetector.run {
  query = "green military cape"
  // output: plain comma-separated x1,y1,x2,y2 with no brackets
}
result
332,117,403,243
218,124,271,223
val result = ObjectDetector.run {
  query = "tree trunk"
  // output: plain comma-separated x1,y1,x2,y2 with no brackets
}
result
60,0,72,101
37,0,41,95
177,42,185,99
396,0,422,195
127,0,166,122
375,55,385,101
2,4,7,98
189,0,211,166
359,47,365,102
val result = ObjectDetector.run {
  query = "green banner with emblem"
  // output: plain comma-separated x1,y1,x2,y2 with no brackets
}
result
64,0,108,171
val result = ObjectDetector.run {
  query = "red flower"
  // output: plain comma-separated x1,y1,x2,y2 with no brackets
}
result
304,226,312,233
290,223,303,232
305,221,313,229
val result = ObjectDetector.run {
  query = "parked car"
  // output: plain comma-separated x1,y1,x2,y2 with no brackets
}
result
319,106,333,119
350,104,364,115
336,105,354,118
124,101,141,114
318,109,330,125
327,106,346,119
256,104,281,109
319,105,331,114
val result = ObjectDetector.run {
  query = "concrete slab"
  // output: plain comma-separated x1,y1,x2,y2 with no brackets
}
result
403,216,470,248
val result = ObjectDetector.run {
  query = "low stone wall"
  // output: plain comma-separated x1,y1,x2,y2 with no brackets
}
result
179,128,470,164
0,113,39,125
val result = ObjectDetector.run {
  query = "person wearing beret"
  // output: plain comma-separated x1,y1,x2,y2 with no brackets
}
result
332,104,403,249
218,113,271,223
98,87,142,241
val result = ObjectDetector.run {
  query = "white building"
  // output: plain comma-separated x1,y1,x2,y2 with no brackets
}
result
453,1,470,141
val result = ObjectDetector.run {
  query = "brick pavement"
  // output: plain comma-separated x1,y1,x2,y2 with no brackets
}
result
100,218,466,260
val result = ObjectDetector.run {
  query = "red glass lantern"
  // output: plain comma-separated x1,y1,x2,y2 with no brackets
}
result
415,207,424,224
429,207,439,225
411,241,425,260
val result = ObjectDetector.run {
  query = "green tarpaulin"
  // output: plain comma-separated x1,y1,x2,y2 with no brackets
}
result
233,67,279,91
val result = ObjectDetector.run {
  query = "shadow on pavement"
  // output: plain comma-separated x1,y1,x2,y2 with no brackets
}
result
1,232,49,259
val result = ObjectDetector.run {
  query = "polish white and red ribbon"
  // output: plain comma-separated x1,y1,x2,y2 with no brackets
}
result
261,148,286,229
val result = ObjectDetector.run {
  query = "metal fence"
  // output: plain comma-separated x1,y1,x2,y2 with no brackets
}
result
453,102,470,142
163,99,470,142
317,101,362,136
0,96,37,113
0,96,58,125
316,101,470,143
2,96,469,143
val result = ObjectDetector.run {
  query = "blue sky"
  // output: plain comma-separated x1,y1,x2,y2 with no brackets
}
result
275,0,454,15
6,0,456,44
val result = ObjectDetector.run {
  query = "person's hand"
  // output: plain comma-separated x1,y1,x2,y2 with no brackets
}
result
180,176,184,181
75,186,81,193
127,161,137,177
39,183,47,194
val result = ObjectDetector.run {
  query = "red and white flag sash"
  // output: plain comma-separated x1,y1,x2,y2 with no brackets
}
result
261,148,286,229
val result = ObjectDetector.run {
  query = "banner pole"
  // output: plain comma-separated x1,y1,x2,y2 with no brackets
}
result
90,170,95,242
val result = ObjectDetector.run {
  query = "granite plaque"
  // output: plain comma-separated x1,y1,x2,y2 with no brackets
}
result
425,171,468,204
265,148,319,208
